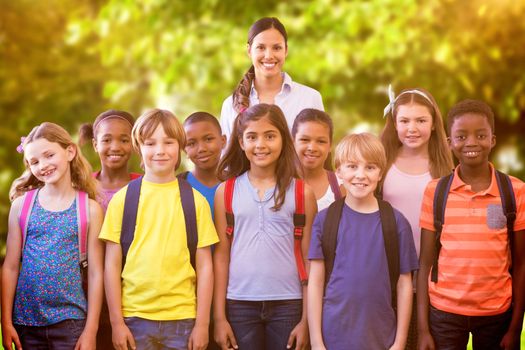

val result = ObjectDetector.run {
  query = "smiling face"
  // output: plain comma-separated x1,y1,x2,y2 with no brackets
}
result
395,103,433,152
294,121,331,171
248,28,287,80
240,116,283,171
336,154,382,201
25,138,75,186
93,118,133,171
448,112,495,169
140,124,180,182
184,121,225,172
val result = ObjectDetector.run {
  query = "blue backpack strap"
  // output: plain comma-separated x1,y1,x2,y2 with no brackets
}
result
121,177,143,269
431,173,454,283
178,177,198,271
327,170,343,200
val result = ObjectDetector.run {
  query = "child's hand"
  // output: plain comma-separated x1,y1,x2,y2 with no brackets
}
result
214,319,238,350
287,319,309,350
417,330,435,350
112,322,136,350
188,323,209,350
500,328,520,350
1,323,22,350
74,328,96,350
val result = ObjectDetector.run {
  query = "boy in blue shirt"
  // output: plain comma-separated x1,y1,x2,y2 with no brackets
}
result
183,112,226,219
308,133,419,350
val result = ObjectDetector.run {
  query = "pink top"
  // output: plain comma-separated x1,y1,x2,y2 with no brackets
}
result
92,171,141,213
382,164,431,257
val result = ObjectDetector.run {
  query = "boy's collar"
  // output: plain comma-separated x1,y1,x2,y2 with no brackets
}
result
451,163,500,196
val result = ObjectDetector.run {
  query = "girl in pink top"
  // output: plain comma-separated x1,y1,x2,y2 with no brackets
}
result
78,109,139,349
380,86,453,350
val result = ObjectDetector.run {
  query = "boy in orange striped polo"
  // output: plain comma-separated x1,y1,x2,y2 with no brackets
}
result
417,100,525,350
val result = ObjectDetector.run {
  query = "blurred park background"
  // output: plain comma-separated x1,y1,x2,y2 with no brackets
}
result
1,0,525,256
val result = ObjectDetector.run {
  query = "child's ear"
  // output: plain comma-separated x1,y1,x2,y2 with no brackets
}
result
491,134,496,148
447,136,452,148
92,138,98,153
220,135,227,150
239,136,245,151
246,43,251,58
66,144,77,162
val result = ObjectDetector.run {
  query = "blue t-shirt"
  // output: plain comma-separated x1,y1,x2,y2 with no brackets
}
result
308,203,419,350
186,172,219,219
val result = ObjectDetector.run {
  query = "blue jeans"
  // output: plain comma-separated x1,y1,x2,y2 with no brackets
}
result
124,317,195,350
15,318,85,350
226,299,302,350
429,305,512,350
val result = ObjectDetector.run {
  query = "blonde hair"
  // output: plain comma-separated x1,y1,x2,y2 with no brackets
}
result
10,122,97,201
381,88,453,178
132,108,186,169
335,133,387,176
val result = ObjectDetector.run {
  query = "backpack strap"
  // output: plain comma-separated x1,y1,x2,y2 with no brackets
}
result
431,173,454,283
494,170,517,272
121,177,143,269
120,176,199,271
19,189,38,250
224,177,236,237
75,191,89,271
178,177,198,270
378,199,400,309
294,179,308,285
327,171,343,200
177,171,190,181
321,197,345,289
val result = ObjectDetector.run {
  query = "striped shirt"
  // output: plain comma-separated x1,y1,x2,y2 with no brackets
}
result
420,164,525,316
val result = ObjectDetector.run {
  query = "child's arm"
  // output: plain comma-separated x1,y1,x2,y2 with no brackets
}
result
188,245,213,350
212,184,238,350
1,198,24,350
500,228,525,350
287,184,317,350
389,272,413,350
104,241,136,350
75,200,104,350
307,260,327,350
416,228,437,350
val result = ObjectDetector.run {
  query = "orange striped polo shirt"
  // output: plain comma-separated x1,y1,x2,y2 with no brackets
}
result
420,164,525,316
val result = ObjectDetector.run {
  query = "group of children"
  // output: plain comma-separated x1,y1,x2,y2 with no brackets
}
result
1,16,524,350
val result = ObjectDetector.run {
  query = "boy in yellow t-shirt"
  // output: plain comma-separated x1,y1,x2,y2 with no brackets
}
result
100,108,218,350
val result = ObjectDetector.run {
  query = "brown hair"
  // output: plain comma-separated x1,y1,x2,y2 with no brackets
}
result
10,122,98,200
132,108,186,169
335,133,387,177
232,17,288,113
184,111,222,134
218,104,300,210
291,108,335,171
380,88,453,178
447,99,495,133
78,109,135,146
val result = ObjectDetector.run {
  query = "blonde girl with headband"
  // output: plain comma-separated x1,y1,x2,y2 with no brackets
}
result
79,109,141,213
380,86,453,350
220,17,324,142
2,122,104,350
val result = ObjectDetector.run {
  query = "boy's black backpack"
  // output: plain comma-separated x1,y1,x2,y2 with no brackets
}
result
322,197,400,308
431,170,516,283
120,176,198,270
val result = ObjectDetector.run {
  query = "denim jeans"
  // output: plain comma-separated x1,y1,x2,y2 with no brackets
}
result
124,317,195,350
429,305,512,350
226,299,302,350
15,318,85,350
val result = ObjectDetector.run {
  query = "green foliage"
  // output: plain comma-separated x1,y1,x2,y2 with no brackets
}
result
1,0,525,253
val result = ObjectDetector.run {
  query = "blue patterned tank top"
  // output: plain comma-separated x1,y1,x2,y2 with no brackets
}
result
13,192,87,326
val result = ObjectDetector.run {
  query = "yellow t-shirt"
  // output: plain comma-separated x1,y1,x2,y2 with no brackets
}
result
99,179,219,320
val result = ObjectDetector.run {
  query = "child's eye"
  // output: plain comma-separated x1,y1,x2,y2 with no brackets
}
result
30,160,38,166
478,135,487,139
206,136,215,142
273,45,283,51
366,165,377,171
186,141,195,148
47,153,54,158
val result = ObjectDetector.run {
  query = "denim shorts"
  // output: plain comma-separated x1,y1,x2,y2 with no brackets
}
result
124,317,195,350
226,299,302,350
15,318,86,350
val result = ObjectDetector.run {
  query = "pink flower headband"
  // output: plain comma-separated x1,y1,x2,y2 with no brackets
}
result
16,136,26,153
